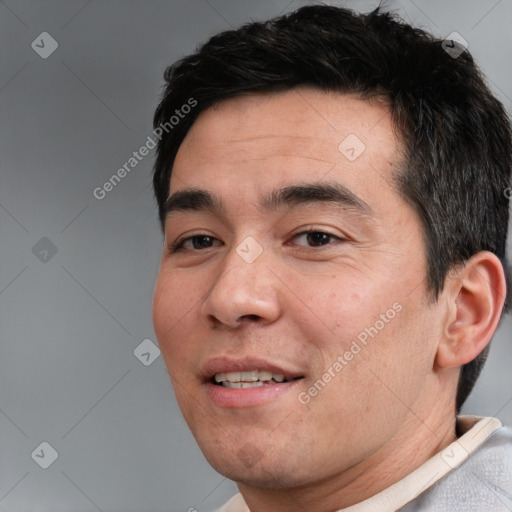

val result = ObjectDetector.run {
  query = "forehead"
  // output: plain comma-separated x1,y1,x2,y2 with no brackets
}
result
170,88,401,211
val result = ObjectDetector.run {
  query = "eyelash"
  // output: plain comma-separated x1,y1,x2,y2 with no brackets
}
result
169,229,345,253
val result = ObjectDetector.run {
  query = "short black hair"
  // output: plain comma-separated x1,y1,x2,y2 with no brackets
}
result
152,5,512,412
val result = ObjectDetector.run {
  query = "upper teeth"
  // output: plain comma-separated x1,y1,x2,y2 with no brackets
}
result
214,370,285,383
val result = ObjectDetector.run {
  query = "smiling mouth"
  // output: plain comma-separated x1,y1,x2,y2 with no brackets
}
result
212,369,304,388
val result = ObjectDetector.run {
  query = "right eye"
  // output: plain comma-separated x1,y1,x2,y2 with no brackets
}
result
170,234,223,253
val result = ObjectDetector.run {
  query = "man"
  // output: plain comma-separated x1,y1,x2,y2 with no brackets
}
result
151,5,512,511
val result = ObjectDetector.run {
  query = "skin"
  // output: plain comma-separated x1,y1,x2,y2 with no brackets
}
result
152,88,506,511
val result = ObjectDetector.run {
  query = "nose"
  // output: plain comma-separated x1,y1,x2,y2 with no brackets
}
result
200,245,282,329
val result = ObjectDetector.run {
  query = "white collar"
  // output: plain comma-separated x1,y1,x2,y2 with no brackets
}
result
217,416,503,512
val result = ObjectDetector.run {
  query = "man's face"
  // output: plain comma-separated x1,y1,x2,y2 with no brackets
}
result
153,89,445,488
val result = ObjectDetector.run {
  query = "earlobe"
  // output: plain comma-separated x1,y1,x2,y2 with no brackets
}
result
435,251,507,369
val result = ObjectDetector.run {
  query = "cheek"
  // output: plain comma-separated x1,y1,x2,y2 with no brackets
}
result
313,289,423,391
294,272,370,323
152,271,195,354
359,303,437,405
152,276,173,340
314,280,388,348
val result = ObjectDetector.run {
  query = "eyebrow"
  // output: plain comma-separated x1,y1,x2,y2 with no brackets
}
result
163,181,373,222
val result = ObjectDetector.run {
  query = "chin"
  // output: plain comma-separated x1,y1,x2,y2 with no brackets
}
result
215,463,299,489
201,443,311,489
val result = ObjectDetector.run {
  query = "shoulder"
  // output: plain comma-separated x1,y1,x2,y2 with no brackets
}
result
401,423,512,511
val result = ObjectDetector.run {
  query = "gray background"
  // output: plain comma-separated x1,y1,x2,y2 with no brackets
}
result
0,1,511,511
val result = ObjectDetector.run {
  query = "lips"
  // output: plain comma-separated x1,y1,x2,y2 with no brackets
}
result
200,357,305,407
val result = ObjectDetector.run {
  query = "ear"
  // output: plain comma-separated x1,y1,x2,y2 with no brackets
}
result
435,251,507,368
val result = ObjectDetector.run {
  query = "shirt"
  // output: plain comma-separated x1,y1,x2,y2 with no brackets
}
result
215,415,512,511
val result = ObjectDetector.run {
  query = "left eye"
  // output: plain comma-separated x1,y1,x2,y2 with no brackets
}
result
291,230,343,247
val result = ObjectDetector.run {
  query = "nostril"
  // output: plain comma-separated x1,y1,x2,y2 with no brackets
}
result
241,314,261,322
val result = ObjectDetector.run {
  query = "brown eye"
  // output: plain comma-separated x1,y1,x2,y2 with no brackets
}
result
292,230,343,248
171,235,221,252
